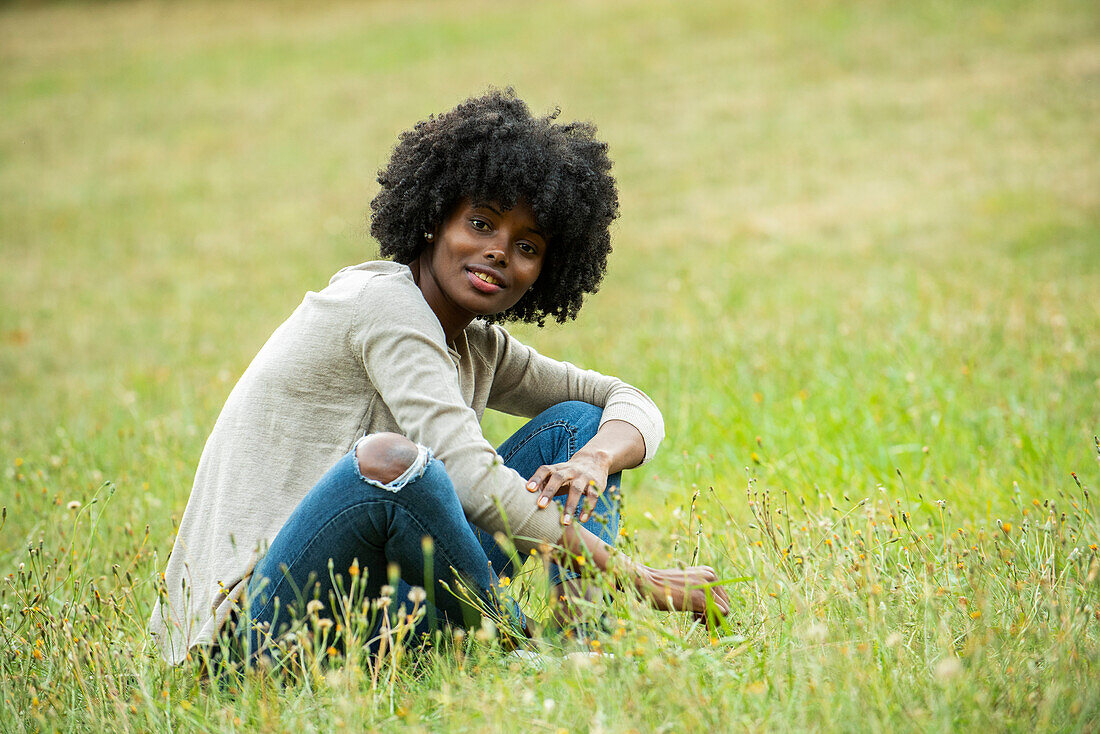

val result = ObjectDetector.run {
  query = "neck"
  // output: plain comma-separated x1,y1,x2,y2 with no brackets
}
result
411,255,474,343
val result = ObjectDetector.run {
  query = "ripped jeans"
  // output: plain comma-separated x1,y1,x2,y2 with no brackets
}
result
240,401,620,658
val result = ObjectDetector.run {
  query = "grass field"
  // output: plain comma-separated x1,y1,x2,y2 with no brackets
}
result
2,0,1099,730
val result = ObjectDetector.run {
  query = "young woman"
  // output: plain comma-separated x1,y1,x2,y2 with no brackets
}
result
149,90,730,665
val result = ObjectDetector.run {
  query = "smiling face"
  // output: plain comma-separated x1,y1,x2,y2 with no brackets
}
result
413,198,547,339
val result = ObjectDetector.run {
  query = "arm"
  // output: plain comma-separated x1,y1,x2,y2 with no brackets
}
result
483,324,664,520
485,324,665,464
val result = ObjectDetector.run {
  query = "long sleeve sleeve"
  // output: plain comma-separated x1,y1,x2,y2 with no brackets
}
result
483,325,665,464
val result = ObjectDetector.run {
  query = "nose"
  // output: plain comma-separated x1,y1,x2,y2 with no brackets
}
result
485,239,507,268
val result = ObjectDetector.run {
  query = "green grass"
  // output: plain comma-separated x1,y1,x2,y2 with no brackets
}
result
2,0,1098,730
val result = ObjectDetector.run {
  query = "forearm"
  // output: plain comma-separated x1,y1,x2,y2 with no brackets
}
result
572,419,645,475
559,523,636,587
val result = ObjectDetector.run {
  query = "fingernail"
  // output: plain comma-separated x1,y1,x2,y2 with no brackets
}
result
580,513,589,522
563,514,572,525
538,497,548,508
527,482,536,491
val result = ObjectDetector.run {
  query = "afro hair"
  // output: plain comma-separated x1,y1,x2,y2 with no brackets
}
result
370,88,619,326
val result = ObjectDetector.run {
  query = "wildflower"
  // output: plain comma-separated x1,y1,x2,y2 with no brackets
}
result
316,618,334,632
327,646,338,656
497,576,511,588
407,586,427,603
348,559,359,577
67,500,81,510
381,584,395,597
306,599,324,616
750,452,761,464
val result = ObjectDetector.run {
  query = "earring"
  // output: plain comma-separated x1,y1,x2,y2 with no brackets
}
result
424,232,434,242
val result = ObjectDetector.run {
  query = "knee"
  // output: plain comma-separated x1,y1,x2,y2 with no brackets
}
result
557,401,603,440
356,432,419,485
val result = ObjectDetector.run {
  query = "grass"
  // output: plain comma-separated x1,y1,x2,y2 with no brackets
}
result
1,0,1098,730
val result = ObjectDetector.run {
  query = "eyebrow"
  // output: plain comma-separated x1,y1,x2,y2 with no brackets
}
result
471,202,502,216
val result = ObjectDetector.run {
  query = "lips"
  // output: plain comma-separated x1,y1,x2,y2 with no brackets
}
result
465,266,505,293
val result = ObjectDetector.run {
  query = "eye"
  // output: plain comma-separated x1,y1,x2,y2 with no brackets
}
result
517,241,539,255
469,217,491,232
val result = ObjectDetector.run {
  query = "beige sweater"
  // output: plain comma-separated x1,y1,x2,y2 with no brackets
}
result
149,261,664,664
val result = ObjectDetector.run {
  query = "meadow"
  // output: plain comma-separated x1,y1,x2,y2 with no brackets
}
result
1,0,1098,730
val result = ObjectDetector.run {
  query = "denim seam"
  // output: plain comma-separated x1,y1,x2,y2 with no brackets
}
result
499,419,576,465
250,497,487,627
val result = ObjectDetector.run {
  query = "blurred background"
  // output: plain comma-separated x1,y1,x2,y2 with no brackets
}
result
1,0,1097,557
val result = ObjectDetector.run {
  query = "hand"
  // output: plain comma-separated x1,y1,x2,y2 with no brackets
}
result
632,563,731,619
526,449,612,525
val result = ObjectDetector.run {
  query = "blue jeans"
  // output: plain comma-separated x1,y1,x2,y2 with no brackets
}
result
241,401,620,657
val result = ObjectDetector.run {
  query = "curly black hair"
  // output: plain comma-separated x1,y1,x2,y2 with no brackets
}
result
370,88,619,326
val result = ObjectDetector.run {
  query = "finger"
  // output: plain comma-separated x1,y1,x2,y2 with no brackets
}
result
709,588,730,615
526,465,553,494
562,482,584,524
695,595,730,629
579,484,600,522
538,471,570,510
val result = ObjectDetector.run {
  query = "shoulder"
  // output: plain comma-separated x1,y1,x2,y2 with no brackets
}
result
329,261,448,352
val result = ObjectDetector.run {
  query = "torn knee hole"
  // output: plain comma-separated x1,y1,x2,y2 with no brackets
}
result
356,432,419,485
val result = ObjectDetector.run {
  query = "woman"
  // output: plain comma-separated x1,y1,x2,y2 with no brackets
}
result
149,90,729,665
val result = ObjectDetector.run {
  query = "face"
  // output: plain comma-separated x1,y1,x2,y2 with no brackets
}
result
416,198,547,329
